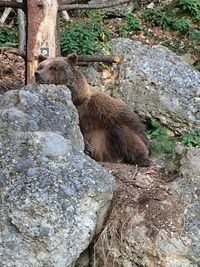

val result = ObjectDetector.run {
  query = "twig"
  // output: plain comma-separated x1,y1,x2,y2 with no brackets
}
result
61,10,70,21
0,7,12,25
0,1,24,10
59,0,132,11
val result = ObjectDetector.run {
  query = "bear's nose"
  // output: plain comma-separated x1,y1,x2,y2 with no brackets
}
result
34,71,40,78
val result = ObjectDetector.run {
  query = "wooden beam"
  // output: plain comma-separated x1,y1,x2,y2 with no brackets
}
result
26,0,60,84
59,0,76,4
77,55,123,64
0,1,24,10
59,0,132,11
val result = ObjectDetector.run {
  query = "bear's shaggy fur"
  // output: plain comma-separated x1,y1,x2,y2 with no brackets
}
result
35,54,150,166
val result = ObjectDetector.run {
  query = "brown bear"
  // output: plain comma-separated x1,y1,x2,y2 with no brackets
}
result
34,53,150,167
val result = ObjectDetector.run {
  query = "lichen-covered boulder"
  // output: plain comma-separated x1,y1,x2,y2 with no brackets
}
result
109,38,200,133
0,85,115,267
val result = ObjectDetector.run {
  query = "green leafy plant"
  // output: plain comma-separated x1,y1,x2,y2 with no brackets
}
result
180,129,200,147
176,0,200,17
125,13,142,31
120,13,142,37
164,0,200,21
172,18,191,33
0,26,18,47
189,29,200,44
147,119,176,156
61,21,112,55
142,8,172,30
86,10,107,23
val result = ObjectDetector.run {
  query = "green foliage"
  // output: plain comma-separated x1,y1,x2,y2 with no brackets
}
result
175,0,200,17
164,0,200,21
0,26,18,47
60,21,112,55
189,29,200,44
86,10,107,23
141,0,199,34
147,119,176,156
180,129,200,147
120,13,142,37
142,8,171,30
125,13,142,31
61,22,98,54
172,18,191,33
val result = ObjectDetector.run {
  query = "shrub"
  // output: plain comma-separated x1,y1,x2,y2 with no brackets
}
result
180,129,200,147
142,8,172,30
172,18,191,33
0,26,18,47
176,0,200,17
164,0,200,21
61,21,112,55
147,119,176,156
86,10,107,23
125,13,142,32
189,29,200,44
120,13,142,37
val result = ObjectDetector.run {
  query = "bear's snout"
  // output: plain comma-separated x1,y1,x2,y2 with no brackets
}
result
34,71,40,79
34,71,44,83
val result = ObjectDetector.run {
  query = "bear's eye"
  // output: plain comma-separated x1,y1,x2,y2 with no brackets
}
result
37,65,43,70
49,66,56,71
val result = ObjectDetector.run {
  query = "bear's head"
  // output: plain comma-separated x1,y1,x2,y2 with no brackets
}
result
34,53,78,86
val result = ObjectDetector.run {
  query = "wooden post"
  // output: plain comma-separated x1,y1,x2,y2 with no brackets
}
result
26,0,60,84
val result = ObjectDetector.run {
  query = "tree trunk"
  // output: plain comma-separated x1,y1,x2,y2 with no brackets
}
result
26,0,60,84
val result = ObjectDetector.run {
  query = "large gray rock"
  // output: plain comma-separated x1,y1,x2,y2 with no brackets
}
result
0,85,115,267
95,148,200,267
85,38,200,134
110,38,200,133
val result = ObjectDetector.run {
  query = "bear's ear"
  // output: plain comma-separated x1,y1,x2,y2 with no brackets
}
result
38,54,48,63
67,53,78,66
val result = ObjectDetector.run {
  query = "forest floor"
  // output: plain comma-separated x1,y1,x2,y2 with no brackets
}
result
0,53,24,93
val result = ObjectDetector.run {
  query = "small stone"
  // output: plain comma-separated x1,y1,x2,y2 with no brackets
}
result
39,226,51,236
3,108,25,122
15,158,34,172
0,173,6,186
27,120,39,131
27,168,38,177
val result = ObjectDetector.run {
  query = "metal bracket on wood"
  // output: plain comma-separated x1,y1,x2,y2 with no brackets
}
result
40,47,49,56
